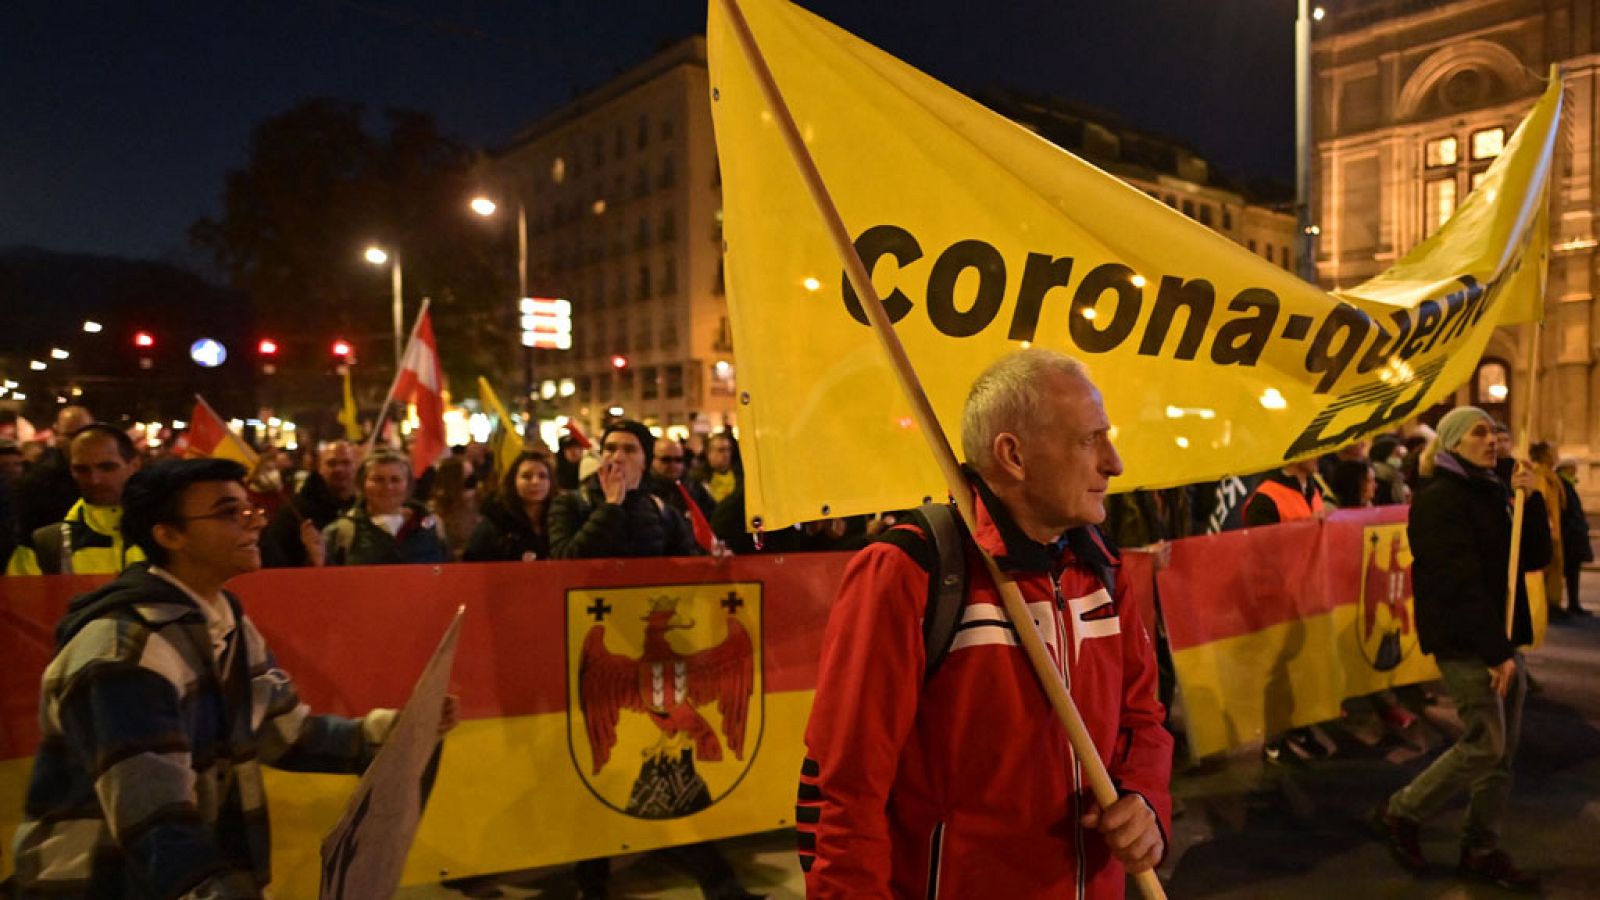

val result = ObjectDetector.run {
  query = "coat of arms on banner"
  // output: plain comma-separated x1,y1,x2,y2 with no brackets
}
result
567,582,763,818
1357,525,1417,672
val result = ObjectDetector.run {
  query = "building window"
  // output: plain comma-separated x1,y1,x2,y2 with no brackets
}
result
642,366,660,400
617,367,635,400
710,359,737,396
666,364,684,398
635,216,650,250
638,316,654,352
579,375,593,402
661,116,675,140
662,315,679,349
713,208,723,244
1181,199,1195,218
1471,127,1505,161
1164,194,1176,207
1424,177,1457,235
714,258,725,295
660,209,676,243
592,134,604,167
615,318,630,352
551,157,567,184
1248,238,1257,254
637,114,649,150
661,256,677,294
660,154,676,189
1221,207,1233,230
1470,169,1492,193
1425,136,1458,168
638,264,652,299
614,271,627,305
1198,205,1214,228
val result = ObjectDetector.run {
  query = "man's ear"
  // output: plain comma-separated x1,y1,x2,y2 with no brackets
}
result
991,432,1025,481
151,521,186,557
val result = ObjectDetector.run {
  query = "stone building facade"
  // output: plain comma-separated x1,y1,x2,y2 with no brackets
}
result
1313,0,1598,490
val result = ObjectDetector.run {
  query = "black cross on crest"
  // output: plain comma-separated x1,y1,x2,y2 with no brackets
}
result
721,590,744,614
587,597,613,622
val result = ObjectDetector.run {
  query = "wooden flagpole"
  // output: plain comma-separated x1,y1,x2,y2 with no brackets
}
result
1504,319,1544,638
716,2,1166,895
366,297,432,457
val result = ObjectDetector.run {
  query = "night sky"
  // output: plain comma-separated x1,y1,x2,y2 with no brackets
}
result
1,0,1297,264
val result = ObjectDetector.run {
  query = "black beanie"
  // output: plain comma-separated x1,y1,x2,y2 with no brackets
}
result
600,419,654,461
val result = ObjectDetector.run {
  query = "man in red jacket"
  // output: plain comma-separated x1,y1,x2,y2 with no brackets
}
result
798,349,1172,898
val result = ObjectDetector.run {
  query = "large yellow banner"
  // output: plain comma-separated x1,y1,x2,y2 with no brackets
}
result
708,0,1559,531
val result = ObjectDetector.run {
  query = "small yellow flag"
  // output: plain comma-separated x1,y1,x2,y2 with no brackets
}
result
338,368,362,441
478,376,525,483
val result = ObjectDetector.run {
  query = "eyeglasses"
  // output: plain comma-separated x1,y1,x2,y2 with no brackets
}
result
655,456,686,464
178,505,268,526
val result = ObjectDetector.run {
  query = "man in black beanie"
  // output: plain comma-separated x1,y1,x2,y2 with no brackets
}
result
548,418,694,560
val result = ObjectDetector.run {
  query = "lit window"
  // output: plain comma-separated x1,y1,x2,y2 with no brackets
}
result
1471,127,1504,160
1424,136,1458,168
1424,178,1457,234
1470,169,1491,192
551,157,567,184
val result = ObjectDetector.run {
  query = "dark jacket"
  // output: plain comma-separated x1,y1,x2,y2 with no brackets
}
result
463,495,550,561
13,565,390,898
259,472,355,568
1559,478,1594,565
648,473,714,518
323,502,447,566
1408,452,1552,666
14,448,78,541
548,479,697,559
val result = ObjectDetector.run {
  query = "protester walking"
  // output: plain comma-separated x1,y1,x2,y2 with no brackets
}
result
1372,406,1551,891
1556,457,1593,616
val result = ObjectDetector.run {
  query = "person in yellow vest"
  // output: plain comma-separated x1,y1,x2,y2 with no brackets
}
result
1244,458,1328,526
691,432,742,505
6,424,143,575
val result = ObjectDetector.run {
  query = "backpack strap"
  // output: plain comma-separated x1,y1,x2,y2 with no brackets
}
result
873,503,969,682
916,503,968,682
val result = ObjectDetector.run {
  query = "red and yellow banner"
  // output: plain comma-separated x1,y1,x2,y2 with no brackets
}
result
0,557,846,896
1158,507,1440,758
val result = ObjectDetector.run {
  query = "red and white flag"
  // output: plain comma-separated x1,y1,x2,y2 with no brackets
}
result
389,308,447,475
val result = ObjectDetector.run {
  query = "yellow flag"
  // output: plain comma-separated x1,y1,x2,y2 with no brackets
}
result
708,0,1559,531
477,376,524,483
338,368,363,441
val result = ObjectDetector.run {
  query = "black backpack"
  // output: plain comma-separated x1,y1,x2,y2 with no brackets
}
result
879,502,1119,681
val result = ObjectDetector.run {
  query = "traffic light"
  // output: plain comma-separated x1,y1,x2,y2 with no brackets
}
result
258,338,279,356
133,331,155,348
331,339,353,359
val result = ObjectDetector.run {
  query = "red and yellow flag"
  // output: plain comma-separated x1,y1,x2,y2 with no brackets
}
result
183,395,259,470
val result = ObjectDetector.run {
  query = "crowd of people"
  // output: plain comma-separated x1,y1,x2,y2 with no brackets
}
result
0,379,1592,896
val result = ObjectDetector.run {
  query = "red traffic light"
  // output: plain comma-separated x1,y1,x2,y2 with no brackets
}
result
258,338,279,356
133,331,155,348
331,339,353,358
611,355,629,369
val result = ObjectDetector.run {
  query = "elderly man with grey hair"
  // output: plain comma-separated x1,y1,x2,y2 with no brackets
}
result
797,348,1171,899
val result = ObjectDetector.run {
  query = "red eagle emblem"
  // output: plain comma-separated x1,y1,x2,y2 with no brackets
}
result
578,595,754,775
1362,532,1414,639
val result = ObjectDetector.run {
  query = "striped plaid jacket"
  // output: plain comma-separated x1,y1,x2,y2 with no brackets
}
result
11,564,395,899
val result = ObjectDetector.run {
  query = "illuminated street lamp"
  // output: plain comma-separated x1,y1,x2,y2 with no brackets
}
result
50,348,69,360
364,244,403,371
82,320,102,333
471,192,533,404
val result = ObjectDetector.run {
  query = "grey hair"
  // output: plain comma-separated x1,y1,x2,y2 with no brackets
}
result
961,348,1090,472
357,448,412,487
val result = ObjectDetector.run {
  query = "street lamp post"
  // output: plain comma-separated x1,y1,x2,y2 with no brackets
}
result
1295,2,1323,284
472,195,534,412
365,245,403,372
